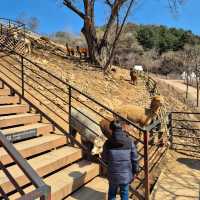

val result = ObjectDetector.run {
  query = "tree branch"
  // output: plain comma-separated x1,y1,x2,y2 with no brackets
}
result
104,0,136,71
105,0,113,7
63,0,85,19
100,0,126,48
90,0,95,24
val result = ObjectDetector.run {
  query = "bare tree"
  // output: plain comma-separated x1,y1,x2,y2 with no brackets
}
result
62,0,184,71
16,13,39,32
28,17,39,32
190,46,200,106
63,0,137,71
180,46,193,100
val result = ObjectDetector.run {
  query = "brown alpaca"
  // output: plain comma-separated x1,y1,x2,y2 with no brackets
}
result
130,69,137,85
66,43,75,56
76,46,88,59
100,117,141,141
99,117,113,139
40,36,50,43
114,96,164,128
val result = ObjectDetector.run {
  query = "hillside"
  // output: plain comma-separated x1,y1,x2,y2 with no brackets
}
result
50,23,200,76
23,30,198,115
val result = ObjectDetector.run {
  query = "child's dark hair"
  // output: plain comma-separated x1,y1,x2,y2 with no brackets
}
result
110,120,122,131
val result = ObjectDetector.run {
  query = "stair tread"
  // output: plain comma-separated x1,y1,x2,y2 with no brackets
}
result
3,122,52,135
9,160,99,200
0,104,27,109
0,146,82,193
0,95,19,104
0,134,67,165
0,88,10,95
0,113,39,120
0,95,17,98
0,96,18,100
0,104,28,115
65,177,108,200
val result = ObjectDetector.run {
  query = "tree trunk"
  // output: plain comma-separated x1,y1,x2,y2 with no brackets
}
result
81,19,109,68
186,73,189,99
196,76,199,107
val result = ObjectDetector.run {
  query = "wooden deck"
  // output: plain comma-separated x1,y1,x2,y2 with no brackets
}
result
151,150,200,200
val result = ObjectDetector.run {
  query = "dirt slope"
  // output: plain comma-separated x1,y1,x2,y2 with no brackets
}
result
24,32,197,114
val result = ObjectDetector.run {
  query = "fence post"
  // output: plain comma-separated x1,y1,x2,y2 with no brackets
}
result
144,131,150,200
68,86,72,141
23,24,26,42
168,112,173,149
21,56,24,98
0,23,2,35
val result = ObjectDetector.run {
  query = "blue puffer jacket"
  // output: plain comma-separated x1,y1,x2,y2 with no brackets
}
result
102,127,139,184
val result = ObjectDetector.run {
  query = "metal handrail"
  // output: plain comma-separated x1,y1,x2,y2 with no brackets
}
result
0,130,50,200
0,42,148,133
0,17,25,26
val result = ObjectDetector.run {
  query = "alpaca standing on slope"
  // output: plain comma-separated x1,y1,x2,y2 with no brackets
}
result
113,96,164,135
66,43,75,56
130,68,138,85
76,46,88,59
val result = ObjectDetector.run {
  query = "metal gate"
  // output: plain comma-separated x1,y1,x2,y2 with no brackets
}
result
0,18,25,54
169,112,200,157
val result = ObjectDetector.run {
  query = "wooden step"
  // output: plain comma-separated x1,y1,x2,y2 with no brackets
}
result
9,160,99,200
2,123,53,142
65,177,108,200
0,146,82,194
0,95,19,104
0,113,40,128
0,104,29,115
0,134,67,165
0,88,10,96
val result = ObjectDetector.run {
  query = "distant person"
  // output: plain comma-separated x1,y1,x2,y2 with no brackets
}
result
130,68,137,85
102,120,139,200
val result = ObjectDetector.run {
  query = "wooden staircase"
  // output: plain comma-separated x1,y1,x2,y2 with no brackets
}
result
0,86,108,200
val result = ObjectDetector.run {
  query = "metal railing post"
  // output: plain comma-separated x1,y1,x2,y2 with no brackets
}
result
144,131,150,200
21,56,24,98
168,112,173,149
40,185,51,200
0,23,2,35
68,86,72,137
23,24,26,42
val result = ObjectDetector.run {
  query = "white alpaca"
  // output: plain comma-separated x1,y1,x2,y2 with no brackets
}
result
70,107,106,155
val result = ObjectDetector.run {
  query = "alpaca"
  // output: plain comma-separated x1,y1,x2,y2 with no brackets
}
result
99,117,113,139
66,43,75,56
76,46,88,59
40,36,50,43
70,107,106,155
100,117,140,141
114,96,164,129
130,69,138,85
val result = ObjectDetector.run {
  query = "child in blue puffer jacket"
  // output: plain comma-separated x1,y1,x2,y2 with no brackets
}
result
102,120,139,200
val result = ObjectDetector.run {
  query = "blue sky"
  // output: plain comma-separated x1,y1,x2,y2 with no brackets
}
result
0,0,199,36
